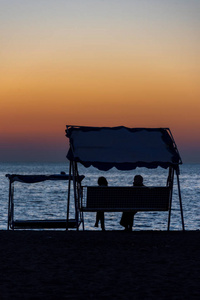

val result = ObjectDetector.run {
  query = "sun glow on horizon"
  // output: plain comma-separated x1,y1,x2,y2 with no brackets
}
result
0,0,199,162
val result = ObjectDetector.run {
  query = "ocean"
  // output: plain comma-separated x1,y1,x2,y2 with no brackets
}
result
0,162,199,231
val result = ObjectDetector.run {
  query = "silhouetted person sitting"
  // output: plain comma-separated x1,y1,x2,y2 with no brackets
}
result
120,175,144,231
94,176,108,231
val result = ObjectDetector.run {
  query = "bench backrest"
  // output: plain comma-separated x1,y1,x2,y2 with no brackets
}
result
81,186,170,211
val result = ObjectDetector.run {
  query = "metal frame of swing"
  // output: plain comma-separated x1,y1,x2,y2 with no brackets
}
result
66,126,184,231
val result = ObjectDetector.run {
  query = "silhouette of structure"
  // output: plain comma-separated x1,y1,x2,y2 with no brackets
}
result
6,174,84,230
66,126,184,230
6,126,184,231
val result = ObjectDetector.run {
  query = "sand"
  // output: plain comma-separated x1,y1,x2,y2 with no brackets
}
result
0,230,199,299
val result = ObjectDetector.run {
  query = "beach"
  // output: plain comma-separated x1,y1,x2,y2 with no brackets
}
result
0,230,199,299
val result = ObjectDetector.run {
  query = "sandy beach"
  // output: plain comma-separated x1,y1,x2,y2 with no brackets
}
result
0,230,199,299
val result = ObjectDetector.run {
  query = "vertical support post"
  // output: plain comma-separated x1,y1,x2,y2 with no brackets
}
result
7,180,12,230
176,168,185,231
167,167,174,231
72,161,79,230
77,181,84,230
9,181,14,230
81,211,84,230
66,161,72,230
74,162,84,230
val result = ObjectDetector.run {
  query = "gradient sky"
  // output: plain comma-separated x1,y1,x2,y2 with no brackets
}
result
0,0,200,162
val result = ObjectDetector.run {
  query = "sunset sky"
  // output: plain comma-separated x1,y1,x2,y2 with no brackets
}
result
0,0,199,162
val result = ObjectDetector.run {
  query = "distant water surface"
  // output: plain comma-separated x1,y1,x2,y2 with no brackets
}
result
0,162,199,231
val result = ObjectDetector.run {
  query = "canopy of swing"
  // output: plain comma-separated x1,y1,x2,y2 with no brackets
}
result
66,126,182,171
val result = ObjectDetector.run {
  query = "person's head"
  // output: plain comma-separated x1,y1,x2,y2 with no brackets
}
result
98,176,108,186
133,175,143,186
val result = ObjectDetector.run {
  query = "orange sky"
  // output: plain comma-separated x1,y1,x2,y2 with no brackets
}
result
0,1,199,162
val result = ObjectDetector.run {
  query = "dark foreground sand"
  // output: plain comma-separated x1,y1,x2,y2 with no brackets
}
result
0,230,200,299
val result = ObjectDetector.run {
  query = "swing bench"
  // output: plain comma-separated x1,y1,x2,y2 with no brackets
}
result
6,174,84,230
66,125,184,230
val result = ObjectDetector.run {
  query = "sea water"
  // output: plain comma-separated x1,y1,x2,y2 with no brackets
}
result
0,162,199,231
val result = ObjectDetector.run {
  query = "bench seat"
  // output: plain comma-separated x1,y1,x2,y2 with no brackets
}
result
11,219,78,229
80,186,170,212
